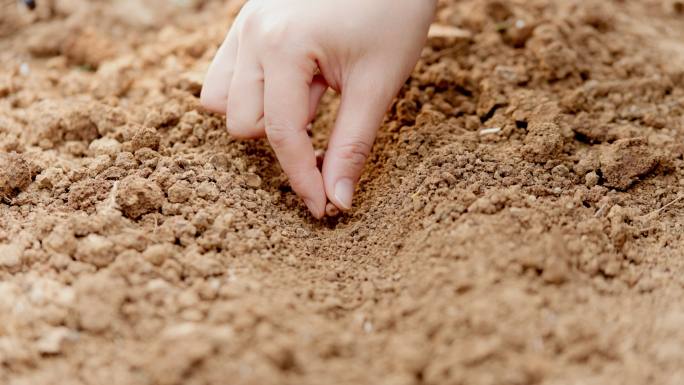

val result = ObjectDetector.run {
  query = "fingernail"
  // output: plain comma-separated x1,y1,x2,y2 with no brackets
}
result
304,199,322,218
334,178,354,210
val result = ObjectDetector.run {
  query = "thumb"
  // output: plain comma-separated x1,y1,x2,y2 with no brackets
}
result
322,71,396,211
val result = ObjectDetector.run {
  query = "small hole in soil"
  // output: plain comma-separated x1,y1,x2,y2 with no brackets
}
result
455,86,473,97
278,184,292,193
595,168,604,184
573,132,595,144
515,120,528,129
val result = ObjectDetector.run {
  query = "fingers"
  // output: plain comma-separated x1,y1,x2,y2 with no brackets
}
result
225,43,265,139
323,70,396,211
200,21,240,113
263,58,327,219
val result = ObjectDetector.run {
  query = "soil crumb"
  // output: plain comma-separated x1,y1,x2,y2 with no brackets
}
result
1,1,684,385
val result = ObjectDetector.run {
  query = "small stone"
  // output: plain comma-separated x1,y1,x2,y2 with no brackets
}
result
168,180,193,203
245,173,262,189
0,243,23,270
585,171,600,187
89,137,122,158
75,234,115,267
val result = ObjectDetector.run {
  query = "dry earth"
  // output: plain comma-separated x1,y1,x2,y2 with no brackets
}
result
1,0,684,384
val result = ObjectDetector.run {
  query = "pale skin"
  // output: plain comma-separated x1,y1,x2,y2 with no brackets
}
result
201,0,437,218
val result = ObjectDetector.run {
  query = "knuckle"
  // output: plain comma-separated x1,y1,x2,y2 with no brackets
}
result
286,169,312,193
264,120,292,148
336,140,372,170
226,116,255,137
260,29,290,52
242,14,291,49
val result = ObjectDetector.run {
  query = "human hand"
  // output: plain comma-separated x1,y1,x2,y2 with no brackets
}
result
201,0,436,218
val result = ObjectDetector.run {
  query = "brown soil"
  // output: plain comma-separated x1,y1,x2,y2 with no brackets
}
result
1,0,684,384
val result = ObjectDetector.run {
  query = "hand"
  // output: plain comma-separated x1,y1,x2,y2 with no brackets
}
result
201,0,436,218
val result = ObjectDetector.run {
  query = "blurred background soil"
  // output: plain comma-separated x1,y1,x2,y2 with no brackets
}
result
1,0,683,384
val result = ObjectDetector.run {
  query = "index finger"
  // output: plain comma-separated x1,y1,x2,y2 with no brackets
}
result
263,57,326,219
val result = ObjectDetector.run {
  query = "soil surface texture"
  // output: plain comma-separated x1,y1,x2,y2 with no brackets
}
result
1,0,684,384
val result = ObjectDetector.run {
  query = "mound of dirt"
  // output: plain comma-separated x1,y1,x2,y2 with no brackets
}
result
1,0,683,384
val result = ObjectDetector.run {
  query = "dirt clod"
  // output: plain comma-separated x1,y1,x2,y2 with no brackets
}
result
142,244,176,266
0,153,34,198
167,180,193,203
131,126,161,151
115,176,163,218
75,234,116,267
0,243,23,271
1,1,684,384
599,138,660,190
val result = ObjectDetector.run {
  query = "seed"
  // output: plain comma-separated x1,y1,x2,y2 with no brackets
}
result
325,202,340,217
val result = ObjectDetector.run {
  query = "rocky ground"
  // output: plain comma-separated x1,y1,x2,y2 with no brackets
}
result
1,0,683,384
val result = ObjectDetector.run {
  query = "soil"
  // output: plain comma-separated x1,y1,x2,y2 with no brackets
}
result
1,0,684,384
